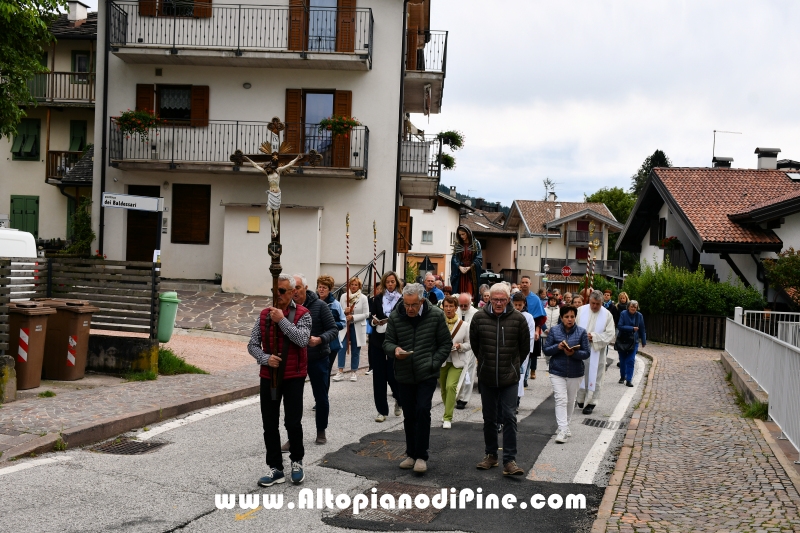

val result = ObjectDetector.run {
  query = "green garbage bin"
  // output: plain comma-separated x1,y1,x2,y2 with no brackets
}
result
158,292,181,342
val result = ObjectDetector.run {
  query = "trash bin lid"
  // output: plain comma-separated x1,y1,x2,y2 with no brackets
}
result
159,291,181,304
9,302,57,315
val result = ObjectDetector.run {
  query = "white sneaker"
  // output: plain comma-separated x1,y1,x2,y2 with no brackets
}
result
375,414,386,422
394,401,402,416
350,373,357,382
443,421,452,429
565,428,572,438
365,369,373,375
555,430,568,444
332,372,345,382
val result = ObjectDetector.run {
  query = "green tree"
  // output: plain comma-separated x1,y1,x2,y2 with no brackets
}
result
585,186,638,274
65,197,95,256
0,0,65,138
630,149,672,196
764,248,800,309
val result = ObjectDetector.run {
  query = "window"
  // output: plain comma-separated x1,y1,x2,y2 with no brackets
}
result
72,51,91,83
158,85,192,122
649,219,659,246
137,84,209,127
576,247,589,261
161,0,195,17
308,0,337,52
10,196,39,238
11,119,40,161
535,245,538,256
450,231,456,245
659,218,667,241
422,230,433,243
69,121,87,152
171,184,211,244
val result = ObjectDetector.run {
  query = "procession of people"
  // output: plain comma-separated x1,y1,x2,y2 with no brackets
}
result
247,228,645,486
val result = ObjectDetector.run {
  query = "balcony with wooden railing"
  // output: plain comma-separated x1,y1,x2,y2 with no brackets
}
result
27,72,96,105
568,230,603,245
46,151,84,182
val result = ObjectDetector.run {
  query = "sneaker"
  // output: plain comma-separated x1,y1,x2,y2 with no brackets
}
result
413,459,427,473
555,430,568,444
455,400,467,410
332,372,345,382
443,420,451,429
626,381,634,387
476,454,499,469
375,414,386,422
281,440,290,453
565,428,572,438
394,400,402,416
290,461,304,484
315,431,327,445
582,404,595,415
365,369,373,375
257,467,285,487
399,457,415,469
350,373,357,382
619,378,625,384
503,461,524,476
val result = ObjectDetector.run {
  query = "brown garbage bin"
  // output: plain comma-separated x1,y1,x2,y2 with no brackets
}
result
8,302,57,390
36,299,99,381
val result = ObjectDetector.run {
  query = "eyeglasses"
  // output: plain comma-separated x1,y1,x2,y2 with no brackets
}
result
403,302,421,309
490,298,508,304
275,288,289,295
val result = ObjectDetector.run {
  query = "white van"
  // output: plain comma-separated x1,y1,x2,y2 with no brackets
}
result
0,228,37,258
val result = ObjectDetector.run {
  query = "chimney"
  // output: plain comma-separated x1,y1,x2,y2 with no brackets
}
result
449,185,456,197
755,147,781,170
68,1,89,23
712,156,733,168
547,191,557,202
554,203,561,219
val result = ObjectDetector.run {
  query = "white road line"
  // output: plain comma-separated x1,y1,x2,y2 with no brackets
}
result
572,355,645,484
0,455,73,477
135,396,259,441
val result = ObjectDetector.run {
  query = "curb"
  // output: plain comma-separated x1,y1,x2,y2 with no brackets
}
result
590,350,658,533
1,384,259,463
754,418,800,497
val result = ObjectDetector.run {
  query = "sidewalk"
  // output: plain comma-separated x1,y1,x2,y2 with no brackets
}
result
174,289,271,336
594,344,800,532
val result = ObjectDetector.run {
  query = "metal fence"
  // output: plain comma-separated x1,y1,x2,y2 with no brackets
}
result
400,135,442,178
109,119,369,173
743,310,800,349
407,30,447,73
109,1,373,67
726,317,800,451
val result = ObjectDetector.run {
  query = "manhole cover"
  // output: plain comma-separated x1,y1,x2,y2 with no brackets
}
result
356,439,407,460
91,437,169,455
582,418,626,430
337,481,443,524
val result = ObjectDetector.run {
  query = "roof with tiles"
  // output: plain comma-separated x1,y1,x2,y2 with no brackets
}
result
460,210,515,236
60,146,94,184
653,167,800,244
49,12,97,40
513,200,616,234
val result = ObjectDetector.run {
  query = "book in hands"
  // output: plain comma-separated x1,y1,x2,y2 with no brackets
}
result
398,350,414,356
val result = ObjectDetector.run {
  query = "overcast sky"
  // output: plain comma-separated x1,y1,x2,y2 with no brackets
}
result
80,0,800,205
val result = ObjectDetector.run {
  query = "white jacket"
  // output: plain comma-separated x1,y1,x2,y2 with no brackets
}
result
544,305,561,332
459,305,478,324
339,292,369,347
444,318,472,368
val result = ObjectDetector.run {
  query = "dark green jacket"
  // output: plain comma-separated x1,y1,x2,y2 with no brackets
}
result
383,299,452,384
469,303,530,388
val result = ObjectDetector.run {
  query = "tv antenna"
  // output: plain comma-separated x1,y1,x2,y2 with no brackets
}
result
713,129,742,159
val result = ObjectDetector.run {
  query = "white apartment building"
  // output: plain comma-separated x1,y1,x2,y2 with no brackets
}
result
92,0,448,294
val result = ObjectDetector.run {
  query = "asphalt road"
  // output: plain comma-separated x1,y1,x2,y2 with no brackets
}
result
0,355,647,533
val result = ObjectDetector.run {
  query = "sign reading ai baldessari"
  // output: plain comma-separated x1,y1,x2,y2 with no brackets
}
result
102,193,163,212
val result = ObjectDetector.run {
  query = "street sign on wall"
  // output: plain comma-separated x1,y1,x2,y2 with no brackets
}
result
101,193,163,212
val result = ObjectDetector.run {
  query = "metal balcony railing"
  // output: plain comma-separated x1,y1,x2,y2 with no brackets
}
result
27,72,96,103
400,134,442,179
406,29,447,74
109,118,369,175
109,1,374,67
541,258,620,276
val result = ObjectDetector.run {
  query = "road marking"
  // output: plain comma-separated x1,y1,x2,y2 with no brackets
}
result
235,506,262,521
0,455,73,477
135,396,260,441
572,355,645,484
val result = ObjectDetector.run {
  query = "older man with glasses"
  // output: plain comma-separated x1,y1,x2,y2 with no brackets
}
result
384,283,452,474
470,283,531,476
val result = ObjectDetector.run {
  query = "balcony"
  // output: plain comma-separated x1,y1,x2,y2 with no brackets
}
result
404,30,447,114
27,72,96,106
46,151,84,181
109,1,373,70
109,118,369,179
568,230,603,245
541,258,620,277
399,134,442,210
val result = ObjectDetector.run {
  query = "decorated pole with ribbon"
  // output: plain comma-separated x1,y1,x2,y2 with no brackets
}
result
373,220,378,294
345,213,351,355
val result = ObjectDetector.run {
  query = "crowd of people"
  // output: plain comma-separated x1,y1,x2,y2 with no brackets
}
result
247,269,646,488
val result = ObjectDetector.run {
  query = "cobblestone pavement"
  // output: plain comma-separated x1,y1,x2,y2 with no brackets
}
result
603,344,800,533
174,289,272,336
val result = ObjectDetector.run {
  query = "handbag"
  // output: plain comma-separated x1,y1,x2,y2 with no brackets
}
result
614,315,638,353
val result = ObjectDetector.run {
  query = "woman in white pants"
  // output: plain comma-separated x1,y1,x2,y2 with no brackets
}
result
541,305,590,443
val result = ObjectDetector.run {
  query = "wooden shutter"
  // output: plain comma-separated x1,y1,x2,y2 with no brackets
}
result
69,120,87,152
287,0,306,52
10,196,39,238
396,205,411,253
331,90,352,167
405,3,423,70
139,0,157,16
576,247,589,260
171,184,211,244
284,89,302,153
190,85,210,127
193,0,212,18
649,219,659,245
136,84,155,113
336,0,356,53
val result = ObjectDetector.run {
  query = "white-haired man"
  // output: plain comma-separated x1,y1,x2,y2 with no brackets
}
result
575,290,616,415
455,292,477,410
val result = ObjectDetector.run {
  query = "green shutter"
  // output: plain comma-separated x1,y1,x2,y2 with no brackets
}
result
10,196,39,238
12,119,40,160
69,120,87,152
11,129,25,154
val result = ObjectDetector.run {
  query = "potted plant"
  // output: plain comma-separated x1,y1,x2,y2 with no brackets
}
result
114,109,164,143
657,236,679,250
318,115,361,138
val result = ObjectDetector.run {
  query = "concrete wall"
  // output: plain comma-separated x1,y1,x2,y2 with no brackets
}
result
640,204,667,268
480,235,516,273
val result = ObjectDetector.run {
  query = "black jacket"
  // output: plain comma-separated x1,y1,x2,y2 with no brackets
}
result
383,299,452,384
469,303,530,388
301,290,338,361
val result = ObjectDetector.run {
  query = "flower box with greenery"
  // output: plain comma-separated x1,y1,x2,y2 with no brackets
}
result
318,115,361,138
114,109,164,143
657,236,680,249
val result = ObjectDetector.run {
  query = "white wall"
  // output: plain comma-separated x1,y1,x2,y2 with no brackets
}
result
640,204,668,268
408,203,460,282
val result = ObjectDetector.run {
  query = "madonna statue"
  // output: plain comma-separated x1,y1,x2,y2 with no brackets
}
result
450,225,483,303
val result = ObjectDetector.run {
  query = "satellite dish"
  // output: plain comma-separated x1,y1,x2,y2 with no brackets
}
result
464,199,472,207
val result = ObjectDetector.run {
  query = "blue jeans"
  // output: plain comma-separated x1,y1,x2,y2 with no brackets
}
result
619,345,638,382
337,323,361,370
307,356,330,431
